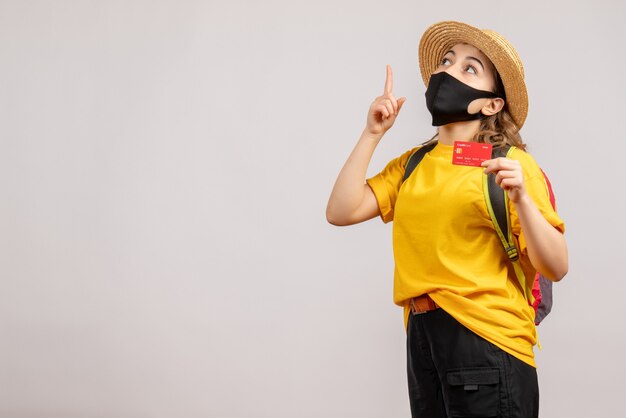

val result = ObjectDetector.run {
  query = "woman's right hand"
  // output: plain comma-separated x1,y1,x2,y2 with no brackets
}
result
365,64,407,137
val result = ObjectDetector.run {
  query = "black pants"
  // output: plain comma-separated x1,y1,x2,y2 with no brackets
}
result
407,308,539,418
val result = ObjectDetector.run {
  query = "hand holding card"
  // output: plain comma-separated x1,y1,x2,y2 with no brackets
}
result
452,141,493,167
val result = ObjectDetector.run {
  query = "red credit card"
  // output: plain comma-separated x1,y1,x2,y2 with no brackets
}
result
452,141,493,167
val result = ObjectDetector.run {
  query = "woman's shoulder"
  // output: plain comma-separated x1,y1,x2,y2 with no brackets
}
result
507,146,544,179
371,144,425,180
391,144,427,166
403,142,437,160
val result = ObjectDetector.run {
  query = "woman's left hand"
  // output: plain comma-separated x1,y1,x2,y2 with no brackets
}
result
481,157,527,204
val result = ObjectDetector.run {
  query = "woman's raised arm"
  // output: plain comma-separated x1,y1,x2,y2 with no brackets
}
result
326,65,406,226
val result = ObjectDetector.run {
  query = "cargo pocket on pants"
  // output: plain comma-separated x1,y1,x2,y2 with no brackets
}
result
445,367,500,417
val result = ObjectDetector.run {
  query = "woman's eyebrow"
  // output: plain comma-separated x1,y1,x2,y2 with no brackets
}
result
466,56,485,71
442,50,485,71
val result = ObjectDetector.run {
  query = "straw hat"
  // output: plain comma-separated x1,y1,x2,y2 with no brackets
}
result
418,21,528,129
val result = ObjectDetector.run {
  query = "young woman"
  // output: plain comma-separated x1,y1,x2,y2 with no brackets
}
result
326,21,567,418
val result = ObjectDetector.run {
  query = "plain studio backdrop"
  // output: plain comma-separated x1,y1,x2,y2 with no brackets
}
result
1,0,624,417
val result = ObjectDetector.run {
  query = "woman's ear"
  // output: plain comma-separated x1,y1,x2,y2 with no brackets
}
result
481,97,505,116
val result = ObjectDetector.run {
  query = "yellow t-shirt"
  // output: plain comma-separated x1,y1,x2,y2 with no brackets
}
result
365,141,565,368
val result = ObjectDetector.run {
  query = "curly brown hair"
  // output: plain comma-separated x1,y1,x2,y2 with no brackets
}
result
473,70,527,151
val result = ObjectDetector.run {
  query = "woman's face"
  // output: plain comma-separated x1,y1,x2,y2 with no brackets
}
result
433,42,498,93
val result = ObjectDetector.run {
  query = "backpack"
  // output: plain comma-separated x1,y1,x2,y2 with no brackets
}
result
402,142,557,325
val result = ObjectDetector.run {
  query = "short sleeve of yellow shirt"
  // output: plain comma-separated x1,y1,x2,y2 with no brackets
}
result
365,146,420,223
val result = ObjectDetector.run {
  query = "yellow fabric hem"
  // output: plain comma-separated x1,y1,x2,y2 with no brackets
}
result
402,300,536,369
365,177,392,223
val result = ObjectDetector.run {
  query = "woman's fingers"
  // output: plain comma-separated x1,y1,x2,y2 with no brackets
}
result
367,65,404,131
373,96,397,119
389,94,398,114
481,157,521,174
395,97,406,115
384,64,393,96
382,95,398,115
480,157,528,202
500,178,521,189
480,158,524,193
496,170,522,186
397,96,407,110
482,157,521,178
383,98,395,117
375,103,390,119
383,65,399,114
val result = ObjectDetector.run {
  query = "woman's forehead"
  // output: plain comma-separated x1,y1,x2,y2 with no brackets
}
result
447,42,488,59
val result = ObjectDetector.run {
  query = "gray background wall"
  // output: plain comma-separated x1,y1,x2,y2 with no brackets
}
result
1,0,624,417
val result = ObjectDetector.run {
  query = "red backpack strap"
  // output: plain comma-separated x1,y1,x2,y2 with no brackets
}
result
532,272,542,310
533,168,558,325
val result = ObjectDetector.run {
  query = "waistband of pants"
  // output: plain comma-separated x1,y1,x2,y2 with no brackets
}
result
409,294,440,315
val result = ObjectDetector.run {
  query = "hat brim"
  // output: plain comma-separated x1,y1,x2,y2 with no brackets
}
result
418,21,528,129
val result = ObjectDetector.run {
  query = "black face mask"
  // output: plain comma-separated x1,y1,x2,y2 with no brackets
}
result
425,71,500,126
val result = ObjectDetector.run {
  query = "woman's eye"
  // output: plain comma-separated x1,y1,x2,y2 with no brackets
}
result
440,57,451,66
465,65,477,75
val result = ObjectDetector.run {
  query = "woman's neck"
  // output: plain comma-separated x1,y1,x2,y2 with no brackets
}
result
436,119,481,145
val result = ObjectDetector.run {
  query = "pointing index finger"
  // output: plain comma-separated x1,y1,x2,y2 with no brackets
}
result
384,64,393,95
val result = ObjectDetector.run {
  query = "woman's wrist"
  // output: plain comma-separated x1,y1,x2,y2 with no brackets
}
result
361,128,384,143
